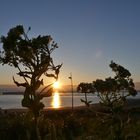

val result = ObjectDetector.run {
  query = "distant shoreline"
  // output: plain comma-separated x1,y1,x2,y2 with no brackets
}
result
1,90,140,95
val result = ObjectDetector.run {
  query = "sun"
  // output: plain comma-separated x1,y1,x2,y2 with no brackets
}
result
53,81,60,89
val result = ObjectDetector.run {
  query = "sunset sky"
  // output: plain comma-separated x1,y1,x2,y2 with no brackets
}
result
0,0,140,85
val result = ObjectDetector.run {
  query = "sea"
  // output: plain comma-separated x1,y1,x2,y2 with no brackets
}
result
0,86,140,109
0,93,100,109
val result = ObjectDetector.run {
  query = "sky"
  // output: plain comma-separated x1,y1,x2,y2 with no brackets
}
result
0,0,140,85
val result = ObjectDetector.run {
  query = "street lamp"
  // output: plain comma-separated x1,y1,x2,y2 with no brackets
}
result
68,73,74,110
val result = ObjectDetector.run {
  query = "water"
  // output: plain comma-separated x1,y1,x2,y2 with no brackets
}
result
0,92,140,109
0,93,100,109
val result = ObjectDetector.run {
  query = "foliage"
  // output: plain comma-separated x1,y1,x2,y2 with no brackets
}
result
1,109,140,140
92,61,138,139
93,61,137,112
77,82,95,106
0,25,62,140
0,25,62,118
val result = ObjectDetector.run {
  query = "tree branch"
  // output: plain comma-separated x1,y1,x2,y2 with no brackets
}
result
13,76,28,87
39,83,54,94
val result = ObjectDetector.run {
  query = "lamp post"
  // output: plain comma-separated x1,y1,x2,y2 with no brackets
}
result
69,73,74,110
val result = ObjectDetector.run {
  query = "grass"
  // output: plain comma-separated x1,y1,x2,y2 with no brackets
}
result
0,106,140,140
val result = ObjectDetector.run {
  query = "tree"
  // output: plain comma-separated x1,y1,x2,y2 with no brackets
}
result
0,25,62,118
93,61,137,139
93,61,137,112
77,83,94,106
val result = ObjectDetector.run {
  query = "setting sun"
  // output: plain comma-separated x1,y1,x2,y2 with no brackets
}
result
53,81,60,89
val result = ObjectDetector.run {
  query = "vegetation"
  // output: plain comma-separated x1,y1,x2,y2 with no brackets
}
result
93,61,137,113
0,108,140,140
0,25,139,140
0,25,62,139
77,83,94,106
76,62,138,139
77,61,137,111
92,61,137,140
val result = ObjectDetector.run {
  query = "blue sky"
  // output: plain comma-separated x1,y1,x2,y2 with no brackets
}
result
0,0,140,85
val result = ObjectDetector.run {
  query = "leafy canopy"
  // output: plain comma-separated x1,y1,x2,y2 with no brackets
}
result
77,82,94,93
0,25,62,117
93,61,137,111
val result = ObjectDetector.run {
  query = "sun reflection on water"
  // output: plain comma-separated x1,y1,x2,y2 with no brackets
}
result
52,92,61,108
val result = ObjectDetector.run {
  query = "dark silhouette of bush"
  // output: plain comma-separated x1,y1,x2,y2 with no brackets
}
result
93,61,137,140
93,61,137,112
77,83,95,106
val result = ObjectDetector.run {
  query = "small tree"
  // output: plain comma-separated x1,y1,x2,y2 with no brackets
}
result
93,61,137,112
77,83,94,106
93,61,137,139
0,25,62,118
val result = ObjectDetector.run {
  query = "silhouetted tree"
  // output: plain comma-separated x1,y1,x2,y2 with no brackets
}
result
77,83,94,106
0,25,62,118
93,61,137,112
93,61,137,139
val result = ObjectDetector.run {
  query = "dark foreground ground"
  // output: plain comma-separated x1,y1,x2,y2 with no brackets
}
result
0,99,140,140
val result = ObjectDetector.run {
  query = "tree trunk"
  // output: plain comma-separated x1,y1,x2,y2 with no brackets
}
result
85,93,88,105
